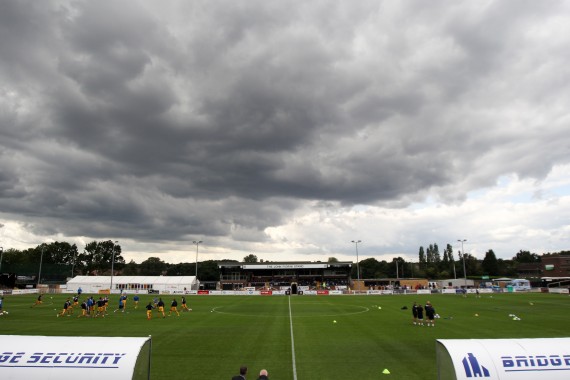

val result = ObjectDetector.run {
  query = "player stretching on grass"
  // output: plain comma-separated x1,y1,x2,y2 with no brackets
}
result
78,299,89,318
57,298,71,317
95,297,106,318
181,296,191,312
32,294,43,307
168,298,180,317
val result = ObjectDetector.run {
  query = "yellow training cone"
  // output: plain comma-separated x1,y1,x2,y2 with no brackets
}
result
382,369,391,375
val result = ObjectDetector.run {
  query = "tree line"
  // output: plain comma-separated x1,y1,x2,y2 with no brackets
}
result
0,240,237,282
1,241,567,282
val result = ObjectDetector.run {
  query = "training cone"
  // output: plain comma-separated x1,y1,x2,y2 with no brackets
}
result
382,369,391,375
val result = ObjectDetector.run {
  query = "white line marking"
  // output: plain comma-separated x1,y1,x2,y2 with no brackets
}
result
289,296,298,380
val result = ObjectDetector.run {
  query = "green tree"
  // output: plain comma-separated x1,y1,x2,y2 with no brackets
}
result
328,257,339,262
196,260,220,281
418,247,426,268
166,262,195,276
513,250,540,263
433,243,441,264
122,260,139,275
426,245,434,264
79,240,124,274
139,257,167,276
391,257,407,278
357,258,378,278
48,241,79,266
482,249,499,276
243,254,258,263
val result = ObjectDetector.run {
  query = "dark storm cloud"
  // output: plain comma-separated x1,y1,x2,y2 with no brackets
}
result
1,0,570,250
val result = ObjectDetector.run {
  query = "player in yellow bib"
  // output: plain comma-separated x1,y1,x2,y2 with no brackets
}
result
168,299,180,316
146,302,153,320
157,298,166,318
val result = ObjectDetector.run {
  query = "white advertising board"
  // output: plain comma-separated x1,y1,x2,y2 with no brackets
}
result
0,335,151,380
436,338,570,380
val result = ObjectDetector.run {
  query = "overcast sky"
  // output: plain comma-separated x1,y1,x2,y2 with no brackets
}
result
1,0,569,264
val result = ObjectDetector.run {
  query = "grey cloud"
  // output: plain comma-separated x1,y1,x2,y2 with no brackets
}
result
1,0,570,251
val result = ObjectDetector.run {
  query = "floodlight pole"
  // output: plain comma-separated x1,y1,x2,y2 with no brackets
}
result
193,240,202,290
110,240,118,294
395,259,399,279
71,249,76,278
0,246,3,274
458,239,467,286
351,240,361,291
37,245,45,288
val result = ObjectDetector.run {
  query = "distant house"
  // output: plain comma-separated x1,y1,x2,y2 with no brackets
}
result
542,255,570,277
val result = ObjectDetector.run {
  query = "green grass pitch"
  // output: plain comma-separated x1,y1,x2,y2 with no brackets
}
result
0,293,569,379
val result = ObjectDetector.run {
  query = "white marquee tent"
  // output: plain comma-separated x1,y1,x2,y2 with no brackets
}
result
66,276,198,294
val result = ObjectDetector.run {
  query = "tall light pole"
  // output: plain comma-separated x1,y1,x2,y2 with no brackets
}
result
37,245,45,288
395,259,399,279
193,240,202,290
351,240,361,287
71,249,76,278
110,241,118,294
0,224,3,273
458,239,467,286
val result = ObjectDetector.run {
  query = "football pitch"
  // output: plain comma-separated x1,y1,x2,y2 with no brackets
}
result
0,293,568,379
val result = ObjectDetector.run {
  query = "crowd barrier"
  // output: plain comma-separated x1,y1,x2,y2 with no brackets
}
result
2,287,568,296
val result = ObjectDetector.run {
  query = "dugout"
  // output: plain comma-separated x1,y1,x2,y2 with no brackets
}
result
0,335,151,380
436,338,570,380
218,261,352,290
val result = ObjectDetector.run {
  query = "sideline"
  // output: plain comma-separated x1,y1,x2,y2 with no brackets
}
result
288,295,298,380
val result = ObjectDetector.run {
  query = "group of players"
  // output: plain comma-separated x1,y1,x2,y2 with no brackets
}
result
36,293,193,319
144,296,192,319
411,301,436,327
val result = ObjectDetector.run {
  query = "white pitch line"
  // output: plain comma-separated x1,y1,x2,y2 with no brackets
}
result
288,296,298,380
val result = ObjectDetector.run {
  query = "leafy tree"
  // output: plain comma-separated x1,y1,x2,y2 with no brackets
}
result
243,254,258,263
482,250,499,275
460,253,480,277
138,257,167,275
426,245,434,264
418,247,426,268
122,260,139,275
327,257,339,262
196,260,220,281
433,243,441,264
391,257,407,278
356,258,383,278
447,244,455,262
513,250,540,263
0,248,25,266
166,262,195,276
48,241,79,266
79,240,124,274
